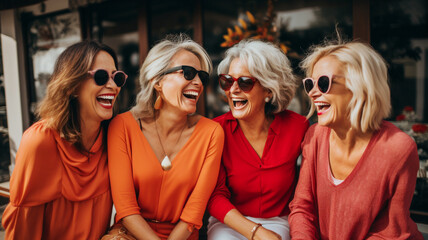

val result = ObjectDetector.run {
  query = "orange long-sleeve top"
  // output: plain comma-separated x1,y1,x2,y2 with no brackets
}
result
2,121,113,240
108,112,224,233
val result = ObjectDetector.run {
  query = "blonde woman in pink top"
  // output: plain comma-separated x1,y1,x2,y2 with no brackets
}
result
288,40,423,239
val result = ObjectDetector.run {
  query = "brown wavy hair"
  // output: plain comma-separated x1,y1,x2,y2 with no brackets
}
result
37,40,118,149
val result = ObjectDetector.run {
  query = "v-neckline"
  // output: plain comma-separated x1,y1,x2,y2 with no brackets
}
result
235,116,276,164
133,112,203,170
325,127,380,188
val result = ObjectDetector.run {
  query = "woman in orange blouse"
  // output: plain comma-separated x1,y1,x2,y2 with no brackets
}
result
108,34,224,240
1,41,127,239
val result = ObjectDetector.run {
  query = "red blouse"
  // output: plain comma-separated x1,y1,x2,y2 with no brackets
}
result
207,110,309,222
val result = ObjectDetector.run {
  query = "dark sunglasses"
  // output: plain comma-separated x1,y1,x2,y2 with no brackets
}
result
162,65,209,86
302,75,332,94
218,74,257,93
88,69,128,87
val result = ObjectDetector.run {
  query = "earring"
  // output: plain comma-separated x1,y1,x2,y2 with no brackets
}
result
154,96,163,110
265,97,270,103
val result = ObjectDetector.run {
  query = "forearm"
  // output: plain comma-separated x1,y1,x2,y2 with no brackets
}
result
167,221,192,240
223,209,282,240
223,209,257,239
122,214,160,240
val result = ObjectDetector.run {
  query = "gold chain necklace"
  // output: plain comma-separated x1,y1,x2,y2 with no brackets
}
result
154,117,187,171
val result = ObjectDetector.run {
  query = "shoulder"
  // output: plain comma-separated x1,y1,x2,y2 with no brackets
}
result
278,110,310,128
110,111,134,125
213,111,234,127
19,121,58,156
375,121,418,159
108,111,137,132
303,123,329,144
197,116,224,135
10,121,62,206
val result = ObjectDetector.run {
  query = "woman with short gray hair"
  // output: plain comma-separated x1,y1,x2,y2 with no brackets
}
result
207,39,309,240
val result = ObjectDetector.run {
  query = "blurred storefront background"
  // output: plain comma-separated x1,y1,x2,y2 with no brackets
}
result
0,0,427,225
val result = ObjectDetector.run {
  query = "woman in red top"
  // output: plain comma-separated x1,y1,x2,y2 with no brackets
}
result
2,41,126,239
288,40,423,239
207,40,309,240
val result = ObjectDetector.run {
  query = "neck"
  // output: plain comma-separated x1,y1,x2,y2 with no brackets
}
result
238,112,272,137
80,118,101,150
330,126,373,153
155,109,188,135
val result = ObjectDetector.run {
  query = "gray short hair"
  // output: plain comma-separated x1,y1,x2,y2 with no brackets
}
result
301,41,391,133
131,34,212,119
217,39,297,114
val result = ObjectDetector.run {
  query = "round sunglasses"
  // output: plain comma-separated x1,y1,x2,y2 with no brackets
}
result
302,75,332,94
218,74,257,93
162,65,209,86
88,69,128,87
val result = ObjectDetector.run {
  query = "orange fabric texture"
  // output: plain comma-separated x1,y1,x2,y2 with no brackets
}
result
2,121,113,239
108,112,224,237
147,222,199,240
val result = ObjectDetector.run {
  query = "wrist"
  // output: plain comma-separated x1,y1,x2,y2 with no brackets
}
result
250,223,262,240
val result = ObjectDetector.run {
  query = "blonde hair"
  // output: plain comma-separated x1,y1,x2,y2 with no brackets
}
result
37,40,118,148
301,41,391,133
131,34,212,119
217,39,297,114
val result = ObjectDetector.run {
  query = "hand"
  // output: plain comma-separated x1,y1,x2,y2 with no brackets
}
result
253,226,282,240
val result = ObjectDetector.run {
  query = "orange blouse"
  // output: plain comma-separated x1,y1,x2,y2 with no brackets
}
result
108,112,224,235
2,121,112,240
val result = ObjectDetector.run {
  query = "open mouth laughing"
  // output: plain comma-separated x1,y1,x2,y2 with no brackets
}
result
183,90,199,100
315,102,331,115
232,98,248,109
97,94,115,109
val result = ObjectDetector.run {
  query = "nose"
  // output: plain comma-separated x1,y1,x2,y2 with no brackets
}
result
307,85,321,99
229,81,241,93
105,77,120,89
191,74,203,86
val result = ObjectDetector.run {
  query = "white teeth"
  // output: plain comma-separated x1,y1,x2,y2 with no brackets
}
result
98,95,114,100
314,102,330,107
183,91,198,97
232,98,246,102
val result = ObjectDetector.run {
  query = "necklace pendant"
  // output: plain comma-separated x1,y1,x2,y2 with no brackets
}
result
161,155,172,171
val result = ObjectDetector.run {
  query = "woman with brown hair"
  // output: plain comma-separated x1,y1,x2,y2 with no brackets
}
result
107,34,224,240
2,40,127,239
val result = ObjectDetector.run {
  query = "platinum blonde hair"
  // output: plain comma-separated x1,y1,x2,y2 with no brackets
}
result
217,39,297,114
131,34,212,119
301,41,391,133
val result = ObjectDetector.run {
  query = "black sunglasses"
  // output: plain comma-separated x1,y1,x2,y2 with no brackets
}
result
218,74,257,93
88,69,128,87
162,65,209,86
302,75,332,94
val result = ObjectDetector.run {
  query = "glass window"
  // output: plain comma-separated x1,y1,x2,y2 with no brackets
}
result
371,0,428,221
23,10,82,122
150,0,195,46
371,0,428,121
0,31,11,182
91,0,140,113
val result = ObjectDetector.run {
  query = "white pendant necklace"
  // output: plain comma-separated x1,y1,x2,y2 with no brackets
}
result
154,117,187,171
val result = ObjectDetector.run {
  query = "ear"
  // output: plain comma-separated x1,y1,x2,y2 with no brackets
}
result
153,81,162,92
265,89,273,99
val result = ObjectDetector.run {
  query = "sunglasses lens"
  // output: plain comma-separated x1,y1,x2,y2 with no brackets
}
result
198,71,209,86
303,79,314,94
93,69,109,86
238,77,255,92
113,72,126,87
318,76,330,93
182,66,197,81
219,75,233,91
